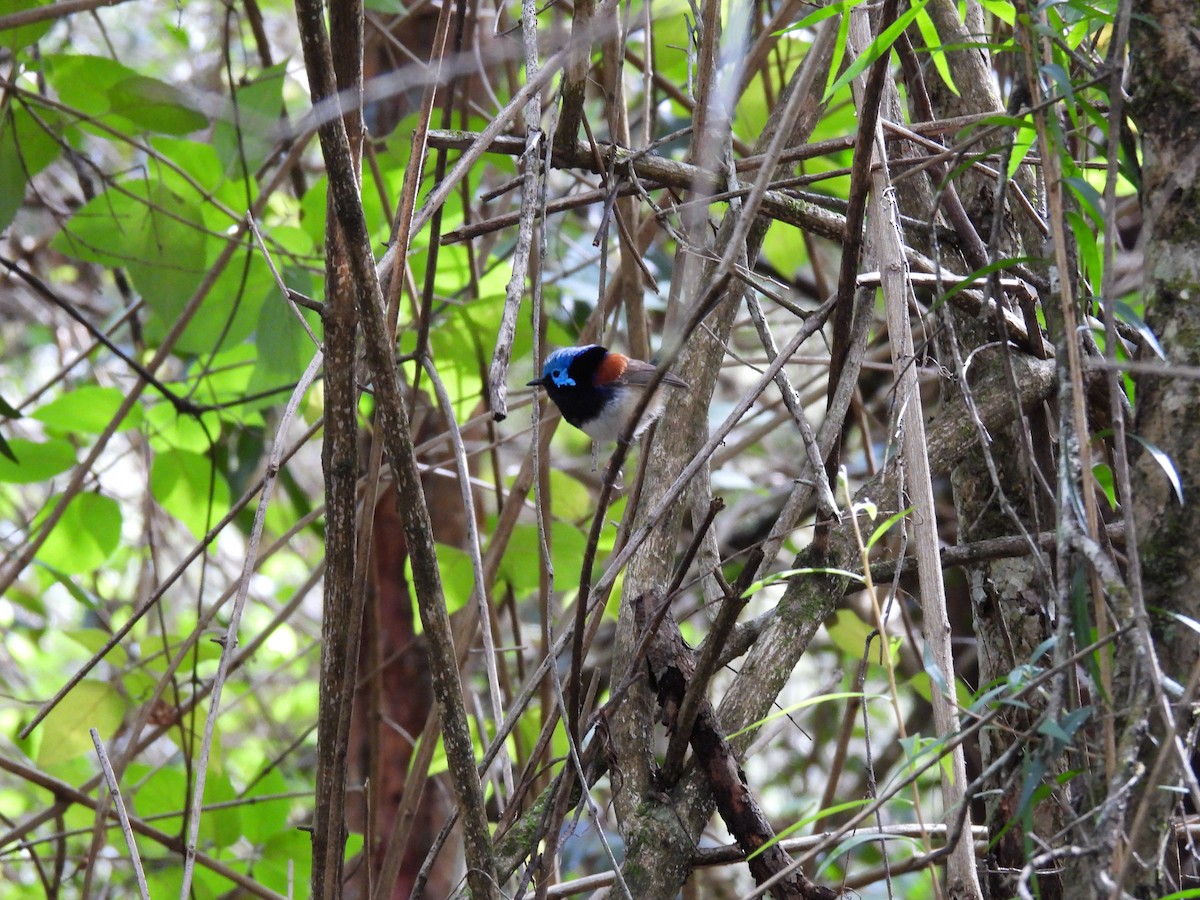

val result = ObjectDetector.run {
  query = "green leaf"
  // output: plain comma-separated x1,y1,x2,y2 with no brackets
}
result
64,628,127,665
498,523,588,598
825,608,899,664
749,797,872,860
548,469,592,522
1064,176,1104,225
1115,300,1165,359
866,506,913,551
1129,434,1183,504
52,180,212,352
914,8,959,96
150,448,231,539
1040,62,1075,108
740,566,864,599
145,404,221,454
937,255,1033,306
777,0,858,34
256,829,312,895
825,0,930,101
33,561,104,610
0,0,55,50
188,345,259,418
129,763,188,834
246,292,320,406
108,75,207,135
201,770,242,849
1067,211,1101,286
909,670,974,708
33,492,122,574
0,102,62,232
728,691,873,740
0,438,76,483
214,62,288,177
1008,115,1037,178
241,767,293,844
438,543,476,618
816,828,923,876
45,55,205,135
978,0,1015,25
30,385,143,435
1092,462,1115,509
37,679,124,767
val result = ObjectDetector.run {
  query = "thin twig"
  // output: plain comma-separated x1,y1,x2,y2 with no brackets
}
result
179,349,324,897
90,730,150,900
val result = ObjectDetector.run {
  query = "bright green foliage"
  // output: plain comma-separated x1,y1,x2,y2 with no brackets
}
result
150,448,231,538
0,438,76,483
33,492,122,574
36,679,124,767
31,385,144,434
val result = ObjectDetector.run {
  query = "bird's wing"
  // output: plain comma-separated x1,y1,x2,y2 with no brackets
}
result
619,358,689,390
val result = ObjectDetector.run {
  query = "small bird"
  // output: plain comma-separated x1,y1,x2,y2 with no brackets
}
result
527,345,689,443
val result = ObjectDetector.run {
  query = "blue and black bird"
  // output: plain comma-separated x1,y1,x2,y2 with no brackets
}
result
527,345,689,443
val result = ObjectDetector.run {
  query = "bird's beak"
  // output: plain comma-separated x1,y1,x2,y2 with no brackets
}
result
527,377,544,388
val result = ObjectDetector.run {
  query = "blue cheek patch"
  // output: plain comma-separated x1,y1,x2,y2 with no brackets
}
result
550,368,576,387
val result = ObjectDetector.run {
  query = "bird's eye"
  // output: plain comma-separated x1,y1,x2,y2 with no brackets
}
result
549,367,576,388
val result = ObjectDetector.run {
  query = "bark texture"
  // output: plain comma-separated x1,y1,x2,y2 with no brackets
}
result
1116,1,1200,895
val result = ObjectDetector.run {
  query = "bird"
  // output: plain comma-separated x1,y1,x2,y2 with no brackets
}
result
527,345,689,443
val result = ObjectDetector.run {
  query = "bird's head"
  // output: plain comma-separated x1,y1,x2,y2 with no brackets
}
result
527,345,624,393
527,345,631,434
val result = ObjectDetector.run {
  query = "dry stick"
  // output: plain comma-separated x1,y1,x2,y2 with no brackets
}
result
657,575,745,788
487,0,544,421
562,718,630,897
14,421,319,740
376,34,583,286
442,180,653,243
407,0,463,378
87,506,321,894
638,595,836,900
590,295,836,616
542,825,989,898
0,0,130,29
293,0,496,892
12,297,144,411
90,730,150,900
498,355,1058,882
370,704,442,900
1098,0,1163,887
179,349,324,898
15,354,288,741
741,628,1123,900
0,259,199,414
422,355,511,793
7,86,255,229
600,3,650,361
11,125,312,732
554,0,593,157
0,205,251,599
360,14,456,884
0,560,324,866
579,17,841,635
0,759,286,900
1018,0,1114,747
743,291,840,522
318,8,369,890
827,0,901,389
869,105,983,898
